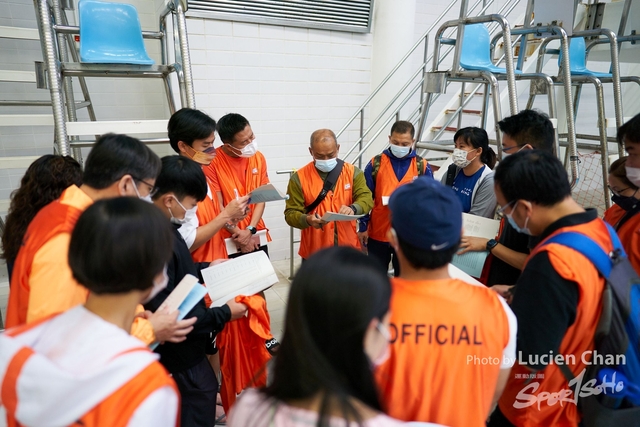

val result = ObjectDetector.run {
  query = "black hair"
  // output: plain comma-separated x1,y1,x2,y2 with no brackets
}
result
454,127,496,169
398,238,460,270
82,133,161,190
167,108,217,153
497,109,555,154
217,113,250,144
390,120,415,138
617,113,640,147
262,247,391,427
153,156,208,202
69,198,173,295
494,150,571,206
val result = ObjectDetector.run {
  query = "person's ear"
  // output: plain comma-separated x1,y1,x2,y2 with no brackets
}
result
177,141,189,155
117,174,134,197
523,144,533,151
162,193,174,209
309,147,314,158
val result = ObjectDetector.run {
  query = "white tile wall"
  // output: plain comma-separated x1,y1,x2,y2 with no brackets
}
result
1,0,621,262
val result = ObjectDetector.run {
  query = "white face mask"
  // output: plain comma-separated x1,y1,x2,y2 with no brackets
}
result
132,179,153,203
626,166,640,187
169,196,189,225
142,265,169,304
452,148,477,168
389,144,411,158
315,157,338,173
239,140,258,158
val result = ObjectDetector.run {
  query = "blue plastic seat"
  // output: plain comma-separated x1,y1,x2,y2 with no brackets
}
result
460,24,522,75
560,37,611,78
78,0,154,65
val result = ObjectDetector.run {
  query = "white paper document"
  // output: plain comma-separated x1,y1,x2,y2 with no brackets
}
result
320,211,365,222
200,250,279,307
382,196,390,206
150,274,207,350
462,213,500,239
451,252,489,280
249,183,289,203
224,229,268,255
448,263,484,287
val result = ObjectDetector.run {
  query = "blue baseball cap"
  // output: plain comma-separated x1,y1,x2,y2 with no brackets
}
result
389,177,462,251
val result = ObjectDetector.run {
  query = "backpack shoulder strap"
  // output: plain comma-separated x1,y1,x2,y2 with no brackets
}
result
371,154,382,183
445,163,457,186
304,159,345,214
541,231,613,279
416,156,424,176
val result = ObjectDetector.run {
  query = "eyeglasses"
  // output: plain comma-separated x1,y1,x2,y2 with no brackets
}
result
502,144,526,153
608,185,630,197
133,177,158,197
497,200,518,216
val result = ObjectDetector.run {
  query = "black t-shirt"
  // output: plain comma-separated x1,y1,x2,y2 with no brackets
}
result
511,210,599,370
486,219,530,286
144,226,231,374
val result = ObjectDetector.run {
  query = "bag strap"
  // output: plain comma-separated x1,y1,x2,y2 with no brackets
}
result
416,156,425,176
539,227,618,384
304,159,345,214
371,154,382,183
445,163,457,186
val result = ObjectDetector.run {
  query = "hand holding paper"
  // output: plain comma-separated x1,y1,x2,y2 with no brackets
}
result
249,183,289,204
320,211,364,222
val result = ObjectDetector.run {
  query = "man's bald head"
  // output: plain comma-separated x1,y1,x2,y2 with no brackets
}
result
309,129,340,161
310,129,338,149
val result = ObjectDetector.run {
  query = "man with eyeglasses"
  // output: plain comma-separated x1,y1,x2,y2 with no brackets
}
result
488,150,613,427
6,134,196,348
457,110,555,290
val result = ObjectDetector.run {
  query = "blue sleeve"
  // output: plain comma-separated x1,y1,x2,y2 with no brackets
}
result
425,163,434,178
360,160,375,232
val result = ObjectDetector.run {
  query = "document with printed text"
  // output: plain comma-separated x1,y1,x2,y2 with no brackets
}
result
200,251,279,307
249,183,289,204
451,213,501,279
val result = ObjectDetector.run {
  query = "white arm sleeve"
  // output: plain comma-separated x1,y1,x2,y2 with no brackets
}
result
127,386,179,427
498,295,518,369
177,207,200,249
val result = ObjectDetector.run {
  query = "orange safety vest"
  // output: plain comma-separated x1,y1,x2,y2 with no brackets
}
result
612,211,640,275
217,295,273,413
376,277,510,426
6,201,84,329
603,204,626,227
2,319,179,427
209,150,271,241
368,154,420,242
498,218,611,427
191,179,228,264
297,162,360,259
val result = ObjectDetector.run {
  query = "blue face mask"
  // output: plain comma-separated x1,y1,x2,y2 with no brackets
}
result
389,144,411,158
505,201,532,235
315,157,338,173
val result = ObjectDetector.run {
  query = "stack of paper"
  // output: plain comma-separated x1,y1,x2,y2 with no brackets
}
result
320,211,364,221
451,213,501,279
249,183,289,203
225,229,268,255
200,251,279,307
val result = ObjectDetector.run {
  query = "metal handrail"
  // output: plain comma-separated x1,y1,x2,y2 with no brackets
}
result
276,169,299,280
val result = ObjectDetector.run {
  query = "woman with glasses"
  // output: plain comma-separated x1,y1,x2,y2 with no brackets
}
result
228,247,441,427
603,156,640,274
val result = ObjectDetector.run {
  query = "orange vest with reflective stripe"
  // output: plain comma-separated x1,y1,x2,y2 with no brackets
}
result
613,211,640,275
376,277,510,426
2,319,179,427
498,218,610,427
369,155,419,242
209,151,271,241
298,162,360,259
191,179,228,264
6,201,84,329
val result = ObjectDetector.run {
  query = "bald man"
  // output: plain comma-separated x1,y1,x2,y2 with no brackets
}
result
284,129,373,260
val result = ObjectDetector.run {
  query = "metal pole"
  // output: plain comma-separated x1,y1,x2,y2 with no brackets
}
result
359,109,364,169
174,0,195,108
276,169,298,280
34,0,69,156
592,80,611,210
452,0,469,75
556,27,578,187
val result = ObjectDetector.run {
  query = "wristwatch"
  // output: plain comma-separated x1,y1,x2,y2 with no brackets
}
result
246,225,258,235
349,204,357,214
486,239,498,252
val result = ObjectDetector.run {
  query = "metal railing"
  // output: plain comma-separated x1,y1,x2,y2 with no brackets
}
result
276,169,299,279
336,0,524,167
